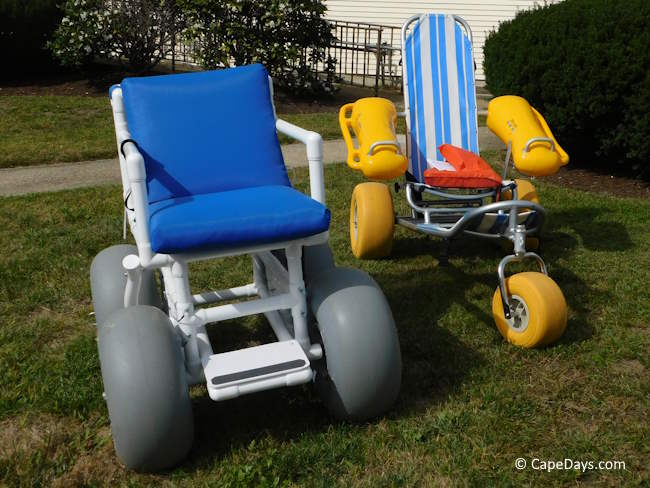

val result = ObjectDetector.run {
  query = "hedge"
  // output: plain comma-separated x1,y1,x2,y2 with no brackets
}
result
483,0,650,174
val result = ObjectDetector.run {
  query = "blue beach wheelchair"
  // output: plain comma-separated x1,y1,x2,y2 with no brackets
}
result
91,64,401,471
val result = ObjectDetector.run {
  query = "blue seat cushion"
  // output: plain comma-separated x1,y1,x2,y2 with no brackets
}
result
148,186,330,253
120,64,290,204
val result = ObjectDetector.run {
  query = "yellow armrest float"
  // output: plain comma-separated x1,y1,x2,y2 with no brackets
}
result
339,97,408,180
487,95,569,177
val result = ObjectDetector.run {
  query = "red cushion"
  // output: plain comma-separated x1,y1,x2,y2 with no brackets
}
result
423,144,502,189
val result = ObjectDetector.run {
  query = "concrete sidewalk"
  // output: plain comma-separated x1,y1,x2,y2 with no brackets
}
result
0,128,503,197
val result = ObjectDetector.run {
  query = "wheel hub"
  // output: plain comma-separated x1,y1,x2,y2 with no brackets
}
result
506,294,530,332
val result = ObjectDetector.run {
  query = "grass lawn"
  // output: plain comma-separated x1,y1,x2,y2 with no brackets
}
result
0,96,352,168
0,158,648,486
0,95,347,168
0,95,489,169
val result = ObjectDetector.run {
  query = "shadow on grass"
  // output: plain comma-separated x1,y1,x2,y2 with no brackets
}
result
545,206,634,252
180,249,486,470
388,207,633,264
176,207,617,469
389,231,504,264
389,225,603,348
551,265,599,345
376,265,488,411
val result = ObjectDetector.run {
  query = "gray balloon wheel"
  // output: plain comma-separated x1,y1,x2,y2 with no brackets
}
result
98,305,193,472
90,244,162,325
308,267,402,420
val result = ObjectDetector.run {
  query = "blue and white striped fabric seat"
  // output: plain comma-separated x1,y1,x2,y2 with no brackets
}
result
403,14,479,183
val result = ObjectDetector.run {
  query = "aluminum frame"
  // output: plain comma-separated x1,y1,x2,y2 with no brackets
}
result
397,13,552,315
110,79,328,389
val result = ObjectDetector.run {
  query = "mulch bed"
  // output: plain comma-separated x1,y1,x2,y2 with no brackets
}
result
3,68,649,199
0,66,122,97
0,65,347,113
543,166,650,200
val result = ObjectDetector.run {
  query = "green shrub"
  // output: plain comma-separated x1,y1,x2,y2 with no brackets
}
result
49,0,184,72
178,0,338,97
0,0,62,77
483,0,650,174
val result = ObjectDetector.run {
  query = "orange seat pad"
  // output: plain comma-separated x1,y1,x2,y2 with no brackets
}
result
423,144,502,189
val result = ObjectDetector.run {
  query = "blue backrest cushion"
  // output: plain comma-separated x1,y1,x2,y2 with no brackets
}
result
120,64,290,204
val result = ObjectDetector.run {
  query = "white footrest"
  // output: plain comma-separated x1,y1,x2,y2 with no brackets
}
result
205,340,312,401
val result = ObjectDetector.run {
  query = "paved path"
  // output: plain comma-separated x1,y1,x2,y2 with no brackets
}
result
0,128,503,197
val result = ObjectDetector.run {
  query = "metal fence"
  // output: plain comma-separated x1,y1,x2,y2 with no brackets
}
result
161,19,403,94
166,37,197,69
325,20,402,93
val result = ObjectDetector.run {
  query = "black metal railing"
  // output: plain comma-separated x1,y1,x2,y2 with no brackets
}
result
159,19,403,94
325,19,402,93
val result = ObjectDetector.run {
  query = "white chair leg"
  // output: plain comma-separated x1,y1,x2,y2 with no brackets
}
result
286,244,310,352
166,260,205,380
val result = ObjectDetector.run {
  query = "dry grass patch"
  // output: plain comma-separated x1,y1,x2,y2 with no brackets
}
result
612,359,646,376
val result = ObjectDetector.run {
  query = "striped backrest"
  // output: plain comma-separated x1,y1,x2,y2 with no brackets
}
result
403,14,479,182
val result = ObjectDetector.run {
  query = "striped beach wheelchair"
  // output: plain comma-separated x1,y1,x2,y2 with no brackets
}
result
90,64,401,471
339,13,570,348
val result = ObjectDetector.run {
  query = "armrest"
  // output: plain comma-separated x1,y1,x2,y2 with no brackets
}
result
338,98,408,180
487,95,568,177
276,118,326,205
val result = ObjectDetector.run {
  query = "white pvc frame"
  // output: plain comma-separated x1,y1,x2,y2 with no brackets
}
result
109,78,328,389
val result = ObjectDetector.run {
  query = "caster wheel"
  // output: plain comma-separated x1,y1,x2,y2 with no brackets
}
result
90,244,162,325
308,267,401,420
98,305,193,471
492,272,567,348
350,182,394,259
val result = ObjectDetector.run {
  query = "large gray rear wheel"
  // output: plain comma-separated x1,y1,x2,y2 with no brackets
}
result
90,244,162,325
98,305,193,471
308,267,401,420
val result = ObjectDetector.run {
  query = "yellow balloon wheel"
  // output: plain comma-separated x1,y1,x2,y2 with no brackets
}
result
492,272,567,348
349,182,394,259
